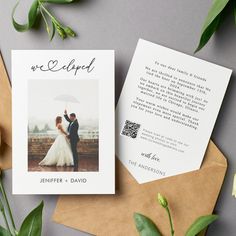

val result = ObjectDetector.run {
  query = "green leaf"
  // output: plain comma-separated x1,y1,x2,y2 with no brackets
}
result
195,14,221,53
43,0,74,3
40,7,50,37
50,21,56,41
0,226,11,236
234,0,236,25
12,0,39,32
185,214,218,236
133,213,162,236
18,201,44,236
195,0,230,53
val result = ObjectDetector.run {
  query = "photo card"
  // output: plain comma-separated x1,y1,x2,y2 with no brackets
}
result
12,50,115,194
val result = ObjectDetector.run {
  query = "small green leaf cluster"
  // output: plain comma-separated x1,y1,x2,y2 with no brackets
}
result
12,0,77,40
134,193,218,236
195,0,233,53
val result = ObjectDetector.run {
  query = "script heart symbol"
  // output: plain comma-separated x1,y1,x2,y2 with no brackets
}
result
47,60,58,70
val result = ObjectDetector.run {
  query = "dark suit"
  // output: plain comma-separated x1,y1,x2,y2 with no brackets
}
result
64,114,79,170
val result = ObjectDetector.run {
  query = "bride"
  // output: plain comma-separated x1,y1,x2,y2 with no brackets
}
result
39,116,74,166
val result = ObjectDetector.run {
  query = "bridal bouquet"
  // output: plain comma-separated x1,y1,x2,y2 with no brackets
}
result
0,131,44,236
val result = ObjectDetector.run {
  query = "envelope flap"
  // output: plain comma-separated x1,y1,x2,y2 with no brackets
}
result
0,53,12,147
0,141,12,169
53,141,227,236
201,140,227,168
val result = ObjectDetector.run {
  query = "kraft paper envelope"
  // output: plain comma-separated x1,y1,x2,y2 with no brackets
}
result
0,53,12,169
53,141,227,235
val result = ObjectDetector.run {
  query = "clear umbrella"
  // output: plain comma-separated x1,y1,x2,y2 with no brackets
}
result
54,94,79,109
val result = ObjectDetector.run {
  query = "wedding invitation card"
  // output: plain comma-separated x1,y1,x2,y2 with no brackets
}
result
116,39,232,184
12,50,115,194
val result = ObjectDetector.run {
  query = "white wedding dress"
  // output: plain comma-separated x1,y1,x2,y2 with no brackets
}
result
39,125,74,166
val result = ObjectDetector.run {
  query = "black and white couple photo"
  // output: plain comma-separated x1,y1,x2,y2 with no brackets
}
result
28,79,99,173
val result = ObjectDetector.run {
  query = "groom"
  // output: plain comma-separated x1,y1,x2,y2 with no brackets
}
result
64,109,80,171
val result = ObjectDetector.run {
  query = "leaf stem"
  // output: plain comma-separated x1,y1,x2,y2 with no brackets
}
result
166,206,174,236
40,7,50,36
1,206,12,235
38,0,61,26
0,178,16,234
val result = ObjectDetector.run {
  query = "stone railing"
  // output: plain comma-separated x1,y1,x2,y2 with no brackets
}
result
28,137,98,160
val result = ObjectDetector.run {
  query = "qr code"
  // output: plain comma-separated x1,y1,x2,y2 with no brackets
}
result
121,120,141,139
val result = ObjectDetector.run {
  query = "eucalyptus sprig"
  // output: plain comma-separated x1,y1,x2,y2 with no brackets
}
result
195,0,233,53
134,193,218,236
12,0,76,40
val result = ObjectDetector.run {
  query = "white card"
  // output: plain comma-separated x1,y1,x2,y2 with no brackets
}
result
116,39,232,184
12,50,115,194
